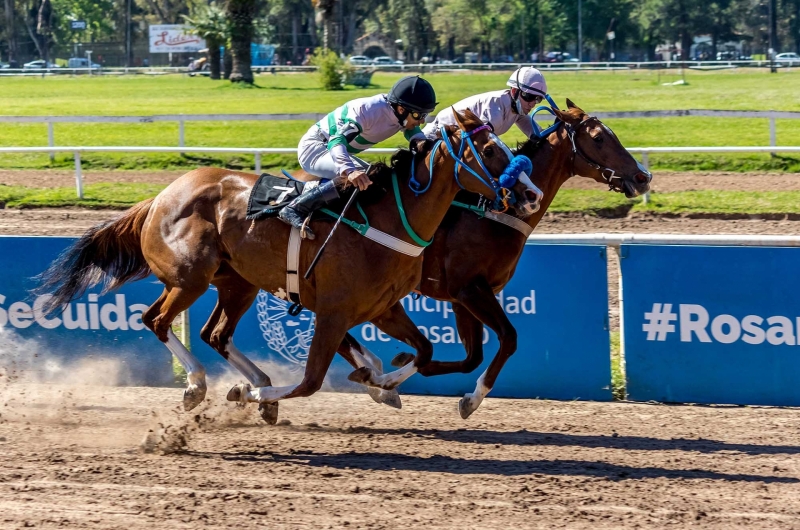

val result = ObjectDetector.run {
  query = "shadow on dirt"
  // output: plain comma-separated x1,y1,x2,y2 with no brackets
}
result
210,448,799,482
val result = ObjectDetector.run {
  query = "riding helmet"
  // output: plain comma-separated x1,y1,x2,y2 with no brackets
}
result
506,66,548,96
387,76,438,113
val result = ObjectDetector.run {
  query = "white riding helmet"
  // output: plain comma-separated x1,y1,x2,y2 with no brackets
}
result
506,66,548,97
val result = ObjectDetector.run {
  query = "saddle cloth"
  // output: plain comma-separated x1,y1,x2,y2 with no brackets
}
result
245,173,305,220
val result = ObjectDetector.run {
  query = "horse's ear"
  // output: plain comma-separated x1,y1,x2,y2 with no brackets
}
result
565,98,585,115
553,106,581,125
451,107,468,130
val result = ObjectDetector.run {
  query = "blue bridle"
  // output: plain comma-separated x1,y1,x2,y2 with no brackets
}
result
408,123,530,211
528,94,562,139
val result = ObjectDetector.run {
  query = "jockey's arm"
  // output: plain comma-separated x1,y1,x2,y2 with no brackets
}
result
515,112,535,139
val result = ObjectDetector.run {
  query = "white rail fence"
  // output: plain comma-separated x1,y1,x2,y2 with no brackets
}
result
1,109,798,164
0,59,797,76
1,145,799,199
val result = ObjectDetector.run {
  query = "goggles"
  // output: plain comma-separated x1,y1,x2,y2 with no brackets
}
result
519,91,544,104
408,110,428,121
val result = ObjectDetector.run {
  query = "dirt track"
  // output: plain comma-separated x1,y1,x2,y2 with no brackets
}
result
2,170,800,528
1,383,800,529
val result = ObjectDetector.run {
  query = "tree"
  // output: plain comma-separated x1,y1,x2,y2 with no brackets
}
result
226,0,255,83
184,2,228,79
4,0,17,62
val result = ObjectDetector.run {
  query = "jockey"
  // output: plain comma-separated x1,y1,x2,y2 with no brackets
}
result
422,66,547,141
278,75,438,238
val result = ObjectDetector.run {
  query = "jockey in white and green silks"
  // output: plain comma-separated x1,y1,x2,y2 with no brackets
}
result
423,66,548,141
278,75,438,239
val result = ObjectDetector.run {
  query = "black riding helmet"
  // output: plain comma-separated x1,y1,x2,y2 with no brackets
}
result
387,76,438,114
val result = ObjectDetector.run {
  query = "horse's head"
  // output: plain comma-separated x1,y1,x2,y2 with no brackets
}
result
442,108,542,216
551,99,652,198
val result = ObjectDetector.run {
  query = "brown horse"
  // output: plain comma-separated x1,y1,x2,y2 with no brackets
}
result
349,99,652,417
191,99,650,421
35,109,541,416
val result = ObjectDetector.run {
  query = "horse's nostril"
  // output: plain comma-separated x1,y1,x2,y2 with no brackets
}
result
635,173,650,184
524,189,541,202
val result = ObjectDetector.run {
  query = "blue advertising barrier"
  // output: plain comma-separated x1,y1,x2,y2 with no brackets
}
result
622,244,800,406
0,237,173,386
189,244,612,400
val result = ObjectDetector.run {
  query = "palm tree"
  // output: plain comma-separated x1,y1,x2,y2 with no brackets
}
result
184,3,228,80
314,0,337,51
4,0,16,63
225,0,256,83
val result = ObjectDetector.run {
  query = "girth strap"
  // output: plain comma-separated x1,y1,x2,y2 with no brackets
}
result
286,226,303,315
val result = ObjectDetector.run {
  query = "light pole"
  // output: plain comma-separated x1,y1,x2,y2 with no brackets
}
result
126,0,132,67
577,0,582,62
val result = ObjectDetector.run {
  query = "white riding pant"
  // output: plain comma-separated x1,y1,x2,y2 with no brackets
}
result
297,127,369,181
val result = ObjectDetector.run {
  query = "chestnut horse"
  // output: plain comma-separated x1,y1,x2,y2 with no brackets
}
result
35,109,540,416
350,100,652,417
193,99,651,421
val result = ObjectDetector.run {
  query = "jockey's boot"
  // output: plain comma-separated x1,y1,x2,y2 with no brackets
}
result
277,180,339,240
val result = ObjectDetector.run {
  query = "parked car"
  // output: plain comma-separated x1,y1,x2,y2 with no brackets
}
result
348,55,372,66
775,52,800,66
67,57,101,69
23,60,59,69
372,56,402,65
492,55,516,63
542,51,565,63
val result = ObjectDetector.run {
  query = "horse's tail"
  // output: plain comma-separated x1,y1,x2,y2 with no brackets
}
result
35,197,155,315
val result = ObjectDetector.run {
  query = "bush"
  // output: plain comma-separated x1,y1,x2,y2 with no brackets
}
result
310,48,347,90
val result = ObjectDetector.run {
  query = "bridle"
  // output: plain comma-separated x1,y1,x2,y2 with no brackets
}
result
565,116,627,193
409,123,522,211
529,99,639,194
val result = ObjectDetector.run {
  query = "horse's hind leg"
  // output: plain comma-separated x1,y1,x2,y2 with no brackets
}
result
228,313,348,404
200,273,280,423
143,285,209,411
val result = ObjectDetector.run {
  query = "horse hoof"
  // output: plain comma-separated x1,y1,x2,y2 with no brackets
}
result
367,387,403,409
259,402,279,425
183,384,207,411
348,366,372,385
226,383,250,402
458,395,478,420
391,352,415,368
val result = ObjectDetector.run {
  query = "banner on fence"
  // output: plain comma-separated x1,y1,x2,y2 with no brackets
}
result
0,237,173,386
622,244,800,406
149,25,206,54
189,244,612,400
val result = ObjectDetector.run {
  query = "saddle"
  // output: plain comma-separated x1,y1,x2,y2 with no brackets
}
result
245,173,305,220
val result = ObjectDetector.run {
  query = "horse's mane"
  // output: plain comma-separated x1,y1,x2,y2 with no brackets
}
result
356,139,439,207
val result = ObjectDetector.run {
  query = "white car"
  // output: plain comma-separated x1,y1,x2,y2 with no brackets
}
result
775,52,800,66
349,55,372,66
23,60,59,69
372,56,402,66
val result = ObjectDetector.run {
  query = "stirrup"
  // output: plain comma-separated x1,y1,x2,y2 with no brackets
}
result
300,216,315,240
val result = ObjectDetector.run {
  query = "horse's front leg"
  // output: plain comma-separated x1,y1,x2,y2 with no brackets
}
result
347,302,433,390
227,313,348,404
447,277,518,419
336,333,403,409
411,301,485,376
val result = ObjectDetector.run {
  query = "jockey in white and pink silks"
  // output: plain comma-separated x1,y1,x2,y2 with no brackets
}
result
278,76,437,239
423,66,548,142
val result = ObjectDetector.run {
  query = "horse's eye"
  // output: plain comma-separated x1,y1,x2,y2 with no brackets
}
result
484,146,494,157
